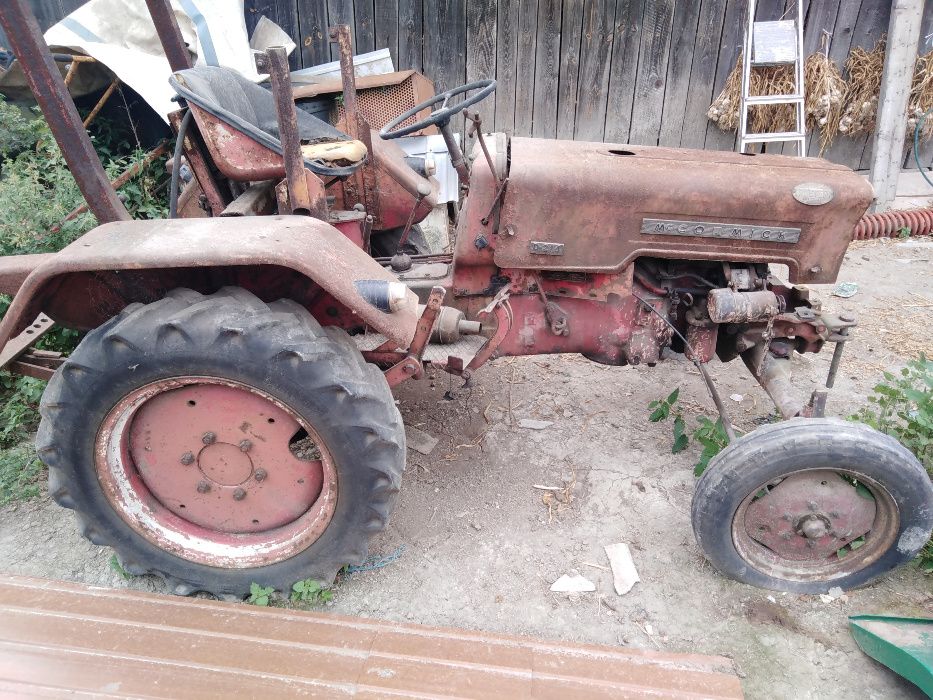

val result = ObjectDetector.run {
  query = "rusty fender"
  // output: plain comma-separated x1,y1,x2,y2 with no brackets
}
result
0,216,419,353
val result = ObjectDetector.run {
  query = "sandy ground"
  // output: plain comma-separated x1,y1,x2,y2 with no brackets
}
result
1,238,931,699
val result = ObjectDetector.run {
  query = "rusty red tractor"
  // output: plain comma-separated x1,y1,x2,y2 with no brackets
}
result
0,1,929,597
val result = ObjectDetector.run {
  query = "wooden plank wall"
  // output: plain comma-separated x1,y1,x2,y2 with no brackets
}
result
16,0,933,171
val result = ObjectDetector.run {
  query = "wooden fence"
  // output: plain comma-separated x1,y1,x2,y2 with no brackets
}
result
15,0,933,170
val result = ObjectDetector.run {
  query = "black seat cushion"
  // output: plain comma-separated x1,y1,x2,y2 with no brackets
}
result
169,66,363,177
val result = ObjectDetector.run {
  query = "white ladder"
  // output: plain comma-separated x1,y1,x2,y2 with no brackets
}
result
738,0,806,156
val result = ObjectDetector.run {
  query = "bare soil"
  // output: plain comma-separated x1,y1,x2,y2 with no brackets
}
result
1,239,931,699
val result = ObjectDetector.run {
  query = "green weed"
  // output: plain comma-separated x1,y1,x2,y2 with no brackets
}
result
0,443,43,506
648,390,738,475
247,583,275,606
851,355,933,571
109,554,133,580
291,578,334,605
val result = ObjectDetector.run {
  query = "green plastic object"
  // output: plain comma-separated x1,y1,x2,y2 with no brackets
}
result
849,615,933,698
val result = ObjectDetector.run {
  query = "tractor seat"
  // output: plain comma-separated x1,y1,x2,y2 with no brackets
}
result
169,65,366,178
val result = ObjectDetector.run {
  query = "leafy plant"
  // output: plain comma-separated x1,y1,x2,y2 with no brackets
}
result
109,554,133,580
897,225,911,239
0,443,43,506
851,355,933,571
291,578,334,605
648,390,735,471
0,103,169,510
247,582,275,606
649,388,680,422
692,417,732,477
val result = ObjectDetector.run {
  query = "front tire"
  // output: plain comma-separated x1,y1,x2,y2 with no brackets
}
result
691,418,932,593
37,287,405,597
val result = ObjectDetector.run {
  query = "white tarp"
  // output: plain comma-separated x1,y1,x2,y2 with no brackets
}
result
43,0,261,121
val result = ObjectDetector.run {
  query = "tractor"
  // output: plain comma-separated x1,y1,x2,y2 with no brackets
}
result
0,0,929,597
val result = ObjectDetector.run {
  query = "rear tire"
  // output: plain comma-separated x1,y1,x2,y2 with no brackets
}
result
37,287,405,597
691,418,932,593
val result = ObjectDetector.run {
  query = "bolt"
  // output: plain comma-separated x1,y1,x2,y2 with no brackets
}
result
254,468,267,482
801,518,828,539
807,501,819,512
233,488,247,501
829,511,840,519
202,431,216,445
180,451,195,466
239,439,252,452
809,265,822,274
806,539,816,549
781,532,793,540
781,513,793,521
196,480,211,494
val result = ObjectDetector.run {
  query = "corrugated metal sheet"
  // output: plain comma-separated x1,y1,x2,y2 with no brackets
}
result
0,575,744,698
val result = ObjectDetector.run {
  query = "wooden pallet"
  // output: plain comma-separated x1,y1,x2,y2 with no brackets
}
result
0,575,743,698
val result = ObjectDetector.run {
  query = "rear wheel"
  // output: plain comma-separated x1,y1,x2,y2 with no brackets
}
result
691,418,933,593
37,287,405,597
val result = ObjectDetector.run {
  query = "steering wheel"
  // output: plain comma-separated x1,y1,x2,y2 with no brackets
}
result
379,79,497,140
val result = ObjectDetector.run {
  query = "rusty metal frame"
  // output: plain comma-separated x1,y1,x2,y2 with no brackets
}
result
144,0,194,72
0,217,421,359
329,25,377,217
0,0,130,225
254,48,326,218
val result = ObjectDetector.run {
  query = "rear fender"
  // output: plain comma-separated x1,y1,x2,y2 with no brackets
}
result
0,216,419,350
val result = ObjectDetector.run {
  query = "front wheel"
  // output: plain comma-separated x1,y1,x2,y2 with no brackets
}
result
691,418,932,593
37,287,405,597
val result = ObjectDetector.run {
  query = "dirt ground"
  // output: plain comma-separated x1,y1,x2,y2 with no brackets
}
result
1,238,931,699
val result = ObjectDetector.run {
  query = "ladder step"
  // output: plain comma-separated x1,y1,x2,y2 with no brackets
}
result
741,132,805,144
744,94,804,106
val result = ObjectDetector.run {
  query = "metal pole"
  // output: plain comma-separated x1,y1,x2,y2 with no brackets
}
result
0,0,130,224
144,0,194,72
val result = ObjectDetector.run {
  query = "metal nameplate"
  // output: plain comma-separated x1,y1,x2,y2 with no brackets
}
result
641,219,800,244
529,241,565,256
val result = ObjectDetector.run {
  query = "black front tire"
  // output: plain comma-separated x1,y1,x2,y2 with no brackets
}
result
37,287,406,597
691,418,933,593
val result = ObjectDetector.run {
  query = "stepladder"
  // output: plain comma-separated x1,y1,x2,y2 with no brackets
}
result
739,0,806,156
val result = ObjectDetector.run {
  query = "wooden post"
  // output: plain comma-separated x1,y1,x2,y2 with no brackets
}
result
869,0,922,211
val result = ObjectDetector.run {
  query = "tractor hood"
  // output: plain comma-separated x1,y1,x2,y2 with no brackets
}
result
494,138,874,284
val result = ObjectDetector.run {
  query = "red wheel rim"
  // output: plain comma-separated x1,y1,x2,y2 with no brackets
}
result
732,469,899,582
95,377,337,568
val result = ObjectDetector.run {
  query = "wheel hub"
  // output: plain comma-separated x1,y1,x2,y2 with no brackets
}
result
744,470,876,561
128,383,324,534
198,442,254,485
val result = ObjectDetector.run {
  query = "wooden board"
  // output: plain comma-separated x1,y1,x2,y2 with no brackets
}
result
532,0,561,138
0,574,745,700
604,0,644,144
556,0,585,140
297,0,330,68
494,0,520,134
513,0,538,136
628,0,675,146
574,0,616,141
397,0,423,72
466,0,498,149
25,0,926,171
373,0,399,68
657,0,703,146
682,0,729,149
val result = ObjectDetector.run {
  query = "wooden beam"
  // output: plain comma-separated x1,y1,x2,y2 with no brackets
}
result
869,0,922,210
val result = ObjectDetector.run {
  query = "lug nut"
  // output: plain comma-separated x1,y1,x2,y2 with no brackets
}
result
254,468,267,482
202,431,217,445
196,480,211,494
180,451,195,466
239,439,252,452
233,488,247,501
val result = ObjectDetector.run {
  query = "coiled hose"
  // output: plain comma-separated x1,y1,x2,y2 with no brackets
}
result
851,106,933,240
